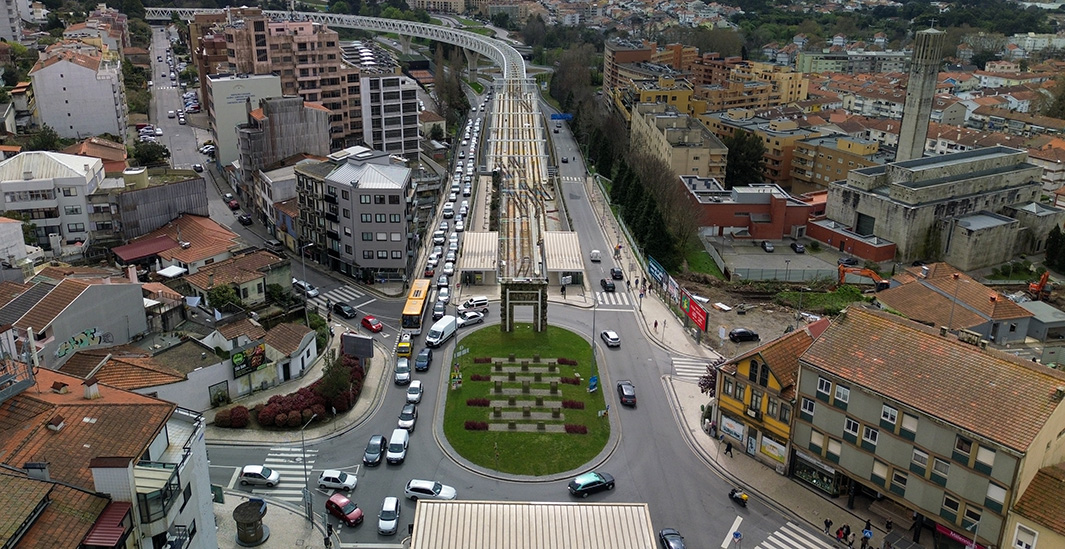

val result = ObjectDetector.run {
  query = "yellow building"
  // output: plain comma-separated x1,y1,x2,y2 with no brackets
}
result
1007,463,1065,549
790,136,895,195
612,76,695,122
701,109,822,188
715,321,828,471
630,102,727,180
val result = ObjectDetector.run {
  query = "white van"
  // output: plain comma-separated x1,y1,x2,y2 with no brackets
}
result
425,315,457,348
442,203,455,219
590,250,602,262
386,428,409,464
458,296,489,314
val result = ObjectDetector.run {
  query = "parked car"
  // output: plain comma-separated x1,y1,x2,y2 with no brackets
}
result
610,267,624,280
317,469,357,491
457,311,484,327
292,278,319,298
838,257,860,266
432,301,446,320
378,497,401,535
659,528,687,549
227,199,240,211
192,163,203,172
600,330,621,347
361,315,384,333
333,302,357,319
616,380,637,407
394,358,411,385
404,479,457,501
406,380,423,403
363,435,386,466
567,471,614,498
790,242,806,253
398,402,418,431
600,279,616,292
414,348,433,371
326,493,364,527
239,465,280,487
760,240,775,252
223,193,234,201
237,213,252,226
728,328,760,343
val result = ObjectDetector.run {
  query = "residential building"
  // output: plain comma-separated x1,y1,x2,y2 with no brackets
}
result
62,136,128,173
273,197,299,251
0,215,27,262
1027,145,1065,191
0,367,217,548
611,76,695,122
342,41,420,159
792,306,1065,549
30,41,126,140
629,103,726,180
0,471,115,547
679,176,815,240
184,249,289,308
0,151,100,253
112,213,242,275
790,135,895,194
62,19,122,54
702,108,822,188
205,73,282,167
0,0,22,42
795,50,910,74
715,320,829,472
10,80,37,132
1007,463,1065,549
295,146,414,281
968,106,1065,137
603,39,693,92
254,158,311,237
408,0,463,12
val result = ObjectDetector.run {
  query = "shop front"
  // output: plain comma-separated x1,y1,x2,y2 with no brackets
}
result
792,449,844,497
932,524,986,549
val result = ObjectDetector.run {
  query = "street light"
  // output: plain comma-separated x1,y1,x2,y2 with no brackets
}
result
784,259,791,283
300,242,314,327
300,413,318,522
966,519,981,549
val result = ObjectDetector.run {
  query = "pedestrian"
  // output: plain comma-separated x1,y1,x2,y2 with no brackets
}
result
654,320,658,331
836,528,844,542
709,421,717,438
886,520,894,533
843,525,851,538
724,441,734,457
847,531,856,547
864,520,872,532
626,279,631,290
860,537,868,549
824,519,834,534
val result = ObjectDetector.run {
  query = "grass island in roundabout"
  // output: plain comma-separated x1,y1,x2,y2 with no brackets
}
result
442,323,610,476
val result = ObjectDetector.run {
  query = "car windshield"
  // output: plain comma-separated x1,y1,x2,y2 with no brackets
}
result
260,467,274,477
380,508,397,520
622,385,634,395
400,406,415,419
336,472,349,482
432,482,443,494
340,500,357,514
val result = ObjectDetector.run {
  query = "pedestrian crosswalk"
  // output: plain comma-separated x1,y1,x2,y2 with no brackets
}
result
252,447,319,503
309,285,366,312
560,176,584,183
757,522,838,549
596,290,631,306
671,356,716,380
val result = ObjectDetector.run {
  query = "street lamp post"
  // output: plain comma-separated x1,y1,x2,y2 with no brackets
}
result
301,242,314,327
966,519,981,549
784,259,791,283
300,413,318,522
590,298,598,370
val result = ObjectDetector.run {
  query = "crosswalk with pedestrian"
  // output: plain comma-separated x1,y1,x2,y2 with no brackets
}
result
251,447,319,503
757,522,839,549
309,285,366,312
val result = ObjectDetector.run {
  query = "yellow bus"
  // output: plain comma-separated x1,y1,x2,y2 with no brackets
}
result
401,279,432,335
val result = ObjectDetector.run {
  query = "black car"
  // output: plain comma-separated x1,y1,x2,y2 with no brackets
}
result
414,348,433,371
838,257,860,267
363,434,386,466
237,214,253,226
617,380,636,407
432,301,446,320
790,242,805,253
567,471,615,498
728,328,760,343
659,528,686,549
610,267,624,280
600,279,616,292
333,302,357,319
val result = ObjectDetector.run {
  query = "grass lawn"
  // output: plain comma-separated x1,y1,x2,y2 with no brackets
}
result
467,80,485,94
683,243,724,279
442,324,609,476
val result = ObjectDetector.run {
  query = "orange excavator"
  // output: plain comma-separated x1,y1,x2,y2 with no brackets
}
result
1029,271,1052,301
838,265,891,291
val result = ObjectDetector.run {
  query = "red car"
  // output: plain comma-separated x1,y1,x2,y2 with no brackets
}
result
361,315,383,332
325,493,363,527
227,199,240,210
423,266,435,278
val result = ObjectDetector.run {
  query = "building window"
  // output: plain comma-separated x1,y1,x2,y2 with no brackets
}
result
362,250,373,259
343,209,350,218
767,398,778,419
327,185,336,196
901,413,919,438
345,245,352,254
943,494,960,515
390,214,401,223
362,232,372,241
376,250,387,258
391,250,402,259
342,190,349,200
955,436,972,456
723,378,733,398
810,430,824,450
817,377,831,398
862,426,879,447
1014,524,1037,549
360,194,371,204
872,460,888,481
360,213,371,223
734,382,746,401
891,470,908,492
62,187,77,196
64,205,81,215
964,506,982,525
801,397,815,416
881,405,897,425
975,446,996,472
759,363,769,386
750,390,763,412
389,195,400,204
375,214,386,223
987,483,1006,505
780,404,791,423
933,458,950,477
376,232,387,241
374,194,385,204
66,223,85,232
749,360,759,382
912,448,929,467
834,385,850,404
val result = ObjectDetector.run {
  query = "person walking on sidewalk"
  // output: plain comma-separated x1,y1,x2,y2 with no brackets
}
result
847,531,856,547
836,528,844,543
824,519,834,534
724,441,734,457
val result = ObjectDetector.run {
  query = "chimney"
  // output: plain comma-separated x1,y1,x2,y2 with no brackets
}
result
24,462,50,481
83,376,101,400
50,381,68,394
921,266,929,278
1054,386,1065,402
47,415,65,431
127,265,137,283
939,326,948,336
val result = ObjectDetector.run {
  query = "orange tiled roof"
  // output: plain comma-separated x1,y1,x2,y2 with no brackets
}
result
185,250,285,290
275,198,299,218
724,319,828,400
880,262,1033,328
0,472,110,548
1013,463,1065,536
802,306,1065,452
0,368,174,490
62,136,127,162
34,264,123,283
219,318,266,341
264,322,313,356
60,348,185,389
0,280,32,309
128,214,240,265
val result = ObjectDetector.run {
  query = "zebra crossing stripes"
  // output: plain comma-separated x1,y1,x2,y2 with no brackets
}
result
253,447,318,503
595,291,631,306
671,356,713,380
758,522,839,549
309,285,366,311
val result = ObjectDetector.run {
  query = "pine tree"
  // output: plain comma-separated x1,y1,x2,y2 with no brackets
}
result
1047,225,1064,270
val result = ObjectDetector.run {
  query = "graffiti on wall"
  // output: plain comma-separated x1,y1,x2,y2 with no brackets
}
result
55,328,114,358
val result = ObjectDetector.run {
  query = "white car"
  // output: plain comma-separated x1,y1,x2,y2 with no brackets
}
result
457,311,484,327
292,278,320,298
455,219,465,232
404,479,457,501
443,262,455,276
437,286,450,303
406,380,423,403
600,330,621,348
378,496,401,535
317,469,357,491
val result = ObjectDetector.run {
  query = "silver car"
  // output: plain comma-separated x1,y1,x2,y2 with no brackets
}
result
239,465,280,487
404,479,457,501
394,358,411,385
378,496,401,535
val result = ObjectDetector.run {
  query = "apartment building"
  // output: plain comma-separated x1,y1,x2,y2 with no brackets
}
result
189,7,262,102
0,0,22,42
0,151,101,252
342,41,420,159
295,146,414,281
30,41,126,140
603,39,695,92
611,76,695,122
790,135,895,194
701,108,822,188
630,103,726,180
205,73,282,167
792,306,1065,549
690,57,808,109
795,50,910,74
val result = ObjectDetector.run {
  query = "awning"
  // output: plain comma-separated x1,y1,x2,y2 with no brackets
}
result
156,265,187,278
113,235,176,262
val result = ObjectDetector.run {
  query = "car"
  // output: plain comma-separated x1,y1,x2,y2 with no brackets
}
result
178,117,187,125
199,144,216,154
600,279,616,292
317,469,357,491
404,479,457,501
790,242,806,253
567,471,615,498
363,435,387,466
227,199,240,210
455,219,465,232
378,497,401,535
457,311,484,327
192,163,203,172
659,528,687,549
445,250,456,263
394,358,412,385
167,110,176,118
760,240,775,252
728,327,761,343
838,256,860,267
432,231,446,245
414,348,432,371
239,465,280,487
361,315,384,333
223,193,234,201
436,274,449,288
437,286,451,304
463,186,472,197
237,213,252,226
432,301,446,320
326,493,364,527
292,278,319,298
443,262,455,276
617,380,637,407
398,402,418,431
561,156,568,163
448,192,458,202
158,55,163,61
406,380,423,403
423,266,435,278
333,302,357,319
154,128,164,136
610,267,624,280
600,330,620,347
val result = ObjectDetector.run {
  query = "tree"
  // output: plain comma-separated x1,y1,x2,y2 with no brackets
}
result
26,125,60,151
429,124,444,141
131,141,170,166
1045,77,1065,119
698,366,716,396
317,353,357,401
723,130,766,187
329,1,350,13
207,285,241,310
1046,225,1065,270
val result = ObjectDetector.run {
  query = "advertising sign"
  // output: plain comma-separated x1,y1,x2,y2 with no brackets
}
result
232,343,266,378
680,290,708,331
647,256,666,284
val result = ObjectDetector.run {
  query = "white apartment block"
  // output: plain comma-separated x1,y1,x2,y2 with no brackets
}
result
0,0,22,42
206,73,282,167
0,151,99,252
29,42,126,139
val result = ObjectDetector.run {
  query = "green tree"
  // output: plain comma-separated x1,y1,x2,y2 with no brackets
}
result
723,130,766,187
1046,225,1065,270
0,211,38,245
26,125,60,151
429,124,444,141
131,141,171,166
317,353,358,401
207,285,242,309
1045,77,1065,118
330,1,350,13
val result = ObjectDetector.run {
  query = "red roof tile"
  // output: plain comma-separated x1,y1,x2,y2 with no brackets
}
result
264,322,314,356
0,472,111,548
219,318,266,341
60,348,185,390
185,250,285,290
1014,463,1065,536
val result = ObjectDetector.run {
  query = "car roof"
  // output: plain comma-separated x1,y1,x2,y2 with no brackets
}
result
321,469,343,477
242,465,265,474
407,479,435,490
409,380,422,389
328,492,352,504
383,496,399,508
402,402,416,411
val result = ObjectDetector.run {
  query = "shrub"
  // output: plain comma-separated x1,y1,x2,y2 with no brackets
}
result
311,404,327,418
302,408,315,423
470,374,491,381
561,400,584,409
473,357,491,363
564,424,588,434
560,377,581,385
464,420,489,430
229,406,250,428
332,393,352,413
466,398,490,407
286,411,302,428
557,357,577,366
274,412,288,426
258,404,278,427
214,408,232,427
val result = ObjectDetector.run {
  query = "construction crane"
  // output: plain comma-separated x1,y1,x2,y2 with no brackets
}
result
1028,271,1052,301
838,265,891,291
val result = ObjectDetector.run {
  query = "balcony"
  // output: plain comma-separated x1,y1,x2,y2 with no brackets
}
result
134,462,180,525
323,194,337,204
325,212,339,223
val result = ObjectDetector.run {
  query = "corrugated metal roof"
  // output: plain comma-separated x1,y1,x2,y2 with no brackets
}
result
0,151,101,182
543,232,583,272
327,161,409,190
410,501,656,549
461,231,498,271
